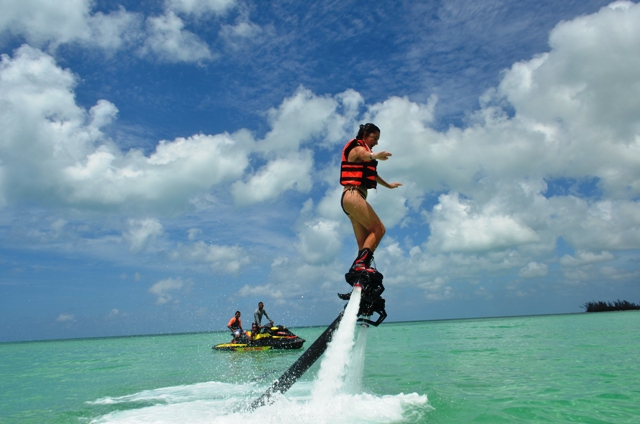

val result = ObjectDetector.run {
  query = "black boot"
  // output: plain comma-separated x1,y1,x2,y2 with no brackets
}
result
350,248,374,273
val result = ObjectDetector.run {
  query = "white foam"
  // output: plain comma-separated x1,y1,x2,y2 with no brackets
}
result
90,389,428,424
88,381,245,406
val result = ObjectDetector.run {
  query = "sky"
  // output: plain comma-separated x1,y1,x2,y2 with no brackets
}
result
1,0,639,342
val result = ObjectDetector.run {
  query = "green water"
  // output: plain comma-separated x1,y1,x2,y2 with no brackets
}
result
1,311,638,423
366,312,640,423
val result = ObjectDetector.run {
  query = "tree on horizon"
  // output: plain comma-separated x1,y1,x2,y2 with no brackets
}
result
583,300,640,313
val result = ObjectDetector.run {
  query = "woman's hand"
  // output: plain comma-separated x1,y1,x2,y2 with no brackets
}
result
377,176,402,189
374,151,392,161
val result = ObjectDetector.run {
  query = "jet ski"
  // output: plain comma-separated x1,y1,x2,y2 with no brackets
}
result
213,325,305,351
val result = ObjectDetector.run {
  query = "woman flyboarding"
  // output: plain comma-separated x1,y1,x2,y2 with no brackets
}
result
340,123,402,275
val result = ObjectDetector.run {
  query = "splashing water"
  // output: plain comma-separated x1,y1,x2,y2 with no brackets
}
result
345,320,369,394
89,285,429,423
310,285,362,400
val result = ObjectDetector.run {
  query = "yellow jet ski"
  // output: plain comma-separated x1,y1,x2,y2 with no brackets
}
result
213,325,305,351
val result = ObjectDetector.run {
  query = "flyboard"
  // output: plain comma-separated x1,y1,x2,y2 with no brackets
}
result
248,269,387,410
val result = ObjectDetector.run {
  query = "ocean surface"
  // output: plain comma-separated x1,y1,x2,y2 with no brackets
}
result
1,305,639,423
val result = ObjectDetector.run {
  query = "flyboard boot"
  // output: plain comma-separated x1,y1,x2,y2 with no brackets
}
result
349,248,374,274
338,248,387,326
345,248,383,292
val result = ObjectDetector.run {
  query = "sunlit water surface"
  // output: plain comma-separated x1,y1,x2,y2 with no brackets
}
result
1,310,639,423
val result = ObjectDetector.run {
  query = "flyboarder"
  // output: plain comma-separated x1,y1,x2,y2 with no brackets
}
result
248,127,402,409
339,123,402,276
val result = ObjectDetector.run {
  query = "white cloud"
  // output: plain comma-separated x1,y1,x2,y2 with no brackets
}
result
260,87,361,153
0,45,248,211
166,0,236,17
123,218,164,253
427,193,539,253
219,20,264,50
56,313,74,322
519,261,548,278
547,197,640,252
500,1,640,137
148,277,187,305
170,241,249,273
238,283,285,300
221,21,261,38
474,286,494,300
316,187,346,221
231,150,313,205
358,3,640,206
4,1,640,305
262,260,345,300
0,0,142,50
293,186,409,268
296,218,342,265
1,45,96,200
0,47,364,214
333,2,640,285
367,188,409,230
141,12,213,63
187,228,202,241
88,99,119,129
87,8,144,51
417,276,452,300
227,87,365,206
0,0,227,62
494,1,640,197
0,0,92,46
63,133,248,207
0,0,244,62
599,265,640,281
559,251,615,267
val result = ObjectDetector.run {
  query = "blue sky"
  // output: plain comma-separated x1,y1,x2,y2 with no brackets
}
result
2,0,640,342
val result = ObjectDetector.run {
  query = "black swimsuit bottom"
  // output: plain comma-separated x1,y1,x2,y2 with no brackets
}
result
341,187,366,216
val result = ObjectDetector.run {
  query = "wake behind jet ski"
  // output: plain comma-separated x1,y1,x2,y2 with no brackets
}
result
213,324,305,352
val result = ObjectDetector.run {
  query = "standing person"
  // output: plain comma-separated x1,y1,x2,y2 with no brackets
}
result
340,123,402,274
227,311,243,342
254,302,274,329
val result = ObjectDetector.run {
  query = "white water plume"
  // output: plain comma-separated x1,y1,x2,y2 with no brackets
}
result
345,322,369,394
310,285,362,400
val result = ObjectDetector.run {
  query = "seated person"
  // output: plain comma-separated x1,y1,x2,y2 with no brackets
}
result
248,322,259,342
227,311,243,343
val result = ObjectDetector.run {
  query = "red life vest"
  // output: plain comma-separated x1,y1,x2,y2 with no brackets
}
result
340,139,378,189
228,317,241,330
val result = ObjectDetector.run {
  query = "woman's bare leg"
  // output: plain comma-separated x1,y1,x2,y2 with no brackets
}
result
342,190,386,252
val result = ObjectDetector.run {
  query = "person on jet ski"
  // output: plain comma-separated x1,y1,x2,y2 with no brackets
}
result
254,302,274,331
227,311,244,342
247,322,259,342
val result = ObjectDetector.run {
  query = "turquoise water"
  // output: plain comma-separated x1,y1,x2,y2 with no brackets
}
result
1,311,639,423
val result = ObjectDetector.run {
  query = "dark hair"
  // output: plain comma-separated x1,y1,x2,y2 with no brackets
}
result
235,310,241,315
356,123,380,140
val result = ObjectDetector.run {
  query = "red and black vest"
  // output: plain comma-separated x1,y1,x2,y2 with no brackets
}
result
340,139,378,189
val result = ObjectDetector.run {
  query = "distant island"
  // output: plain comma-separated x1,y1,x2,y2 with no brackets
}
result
583,300,640,312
